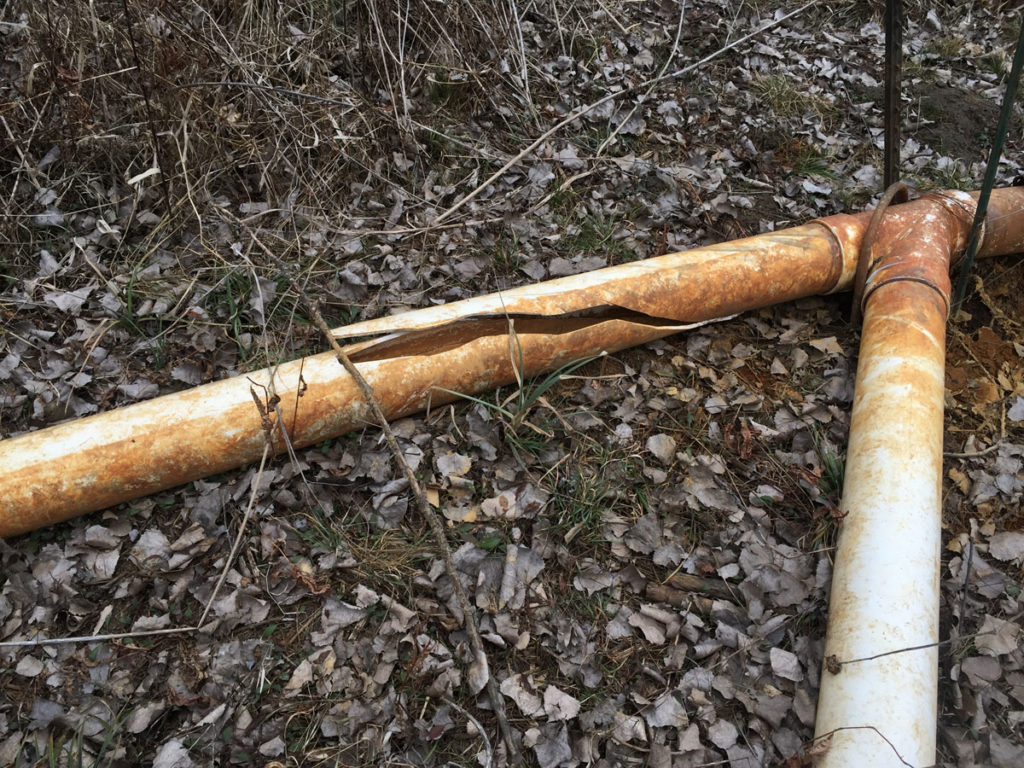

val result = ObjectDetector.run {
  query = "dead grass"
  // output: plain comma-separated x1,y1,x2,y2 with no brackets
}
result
751,72,835,123
0,0,562,335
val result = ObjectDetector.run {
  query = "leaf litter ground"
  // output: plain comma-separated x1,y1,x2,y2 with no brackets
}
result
1,2,1023,766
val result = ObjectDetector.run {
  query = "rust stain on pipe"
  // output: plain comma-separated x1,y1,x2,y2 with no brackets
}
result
336,223,844,341
812,190,978,766
0,226,840,538
0,320,681,537
2,188,1024,538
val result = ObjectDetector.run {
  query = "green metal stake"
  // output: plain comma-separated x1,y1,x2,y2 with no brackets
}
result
952,20,1024,314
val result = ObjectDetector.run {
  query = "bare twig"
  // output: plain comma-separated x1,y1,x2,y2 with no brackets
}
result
396,0,411,126
0,442,272,649
506,0,536,123
366,0,406,130
443,696,495,768
663,571,740,602
197,441,271,627
944,443,999,458
645,583,714,615
240,224,523,764
808,726,916,768
955,534,976,657
594,0,631,35
826,607,1024,671
0,626,195,649
177,80,354,107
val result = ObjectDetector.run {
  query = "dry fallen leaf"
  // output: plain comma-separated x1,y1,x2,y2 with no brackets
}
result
975,615,1022,657
646,433,677,464
152,739,196,768
500,673,544,717
988,531,1024,564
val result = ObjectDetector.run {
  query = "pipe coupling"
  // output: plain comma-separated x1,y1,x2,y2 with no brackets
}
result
860,194,958,320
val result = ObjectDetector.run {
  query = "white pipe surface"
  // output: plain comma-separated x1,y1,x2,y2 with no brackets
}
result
813,279,947,766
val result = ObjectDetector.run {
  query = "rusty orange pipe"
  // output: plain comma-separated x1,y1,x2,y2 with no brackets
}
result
0,222,841,538
1,189,1024,544
811,187,1024,766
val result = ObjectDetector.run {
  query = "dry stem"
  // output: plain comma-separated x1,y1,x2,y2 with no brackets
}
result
240,223,523,764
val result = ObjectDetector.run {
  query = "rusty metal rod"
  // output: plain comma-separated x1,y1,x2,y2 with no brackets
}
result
2,189,1024,541
952,18,1024,312
883,0,903,188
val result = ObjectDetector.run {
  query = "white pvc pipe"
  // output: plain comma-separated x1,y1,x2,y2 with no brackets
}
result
813,279,946,766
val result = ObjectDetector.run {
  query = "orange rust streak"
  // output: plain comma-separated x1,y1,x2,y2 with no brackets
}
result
977,187,1024,257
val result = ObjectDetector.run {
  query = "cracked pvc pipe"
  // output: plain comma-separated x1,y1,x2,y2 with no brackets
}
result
810,189,1021,767
1,189,1023,544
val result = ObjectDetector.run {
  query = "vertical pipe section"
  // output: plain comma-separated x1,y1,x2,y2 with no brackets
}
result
813,198,957,766
814,282,945,766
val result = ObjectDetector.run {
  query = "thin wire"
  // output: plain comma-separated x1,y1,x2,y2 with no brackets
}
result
952,20,1024,313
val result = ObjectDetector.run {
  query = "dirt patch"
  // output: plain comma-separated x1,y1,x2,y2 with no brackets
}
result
714,193,795,239
915,83,1008,164
979,256,1024,326
857,82,1017,165
971,326,1019,370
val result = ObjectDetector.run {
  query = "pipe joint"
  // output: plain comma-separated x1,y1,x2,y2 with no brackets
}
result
858,196,959,320
812,215,865,295
862,267,952,320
